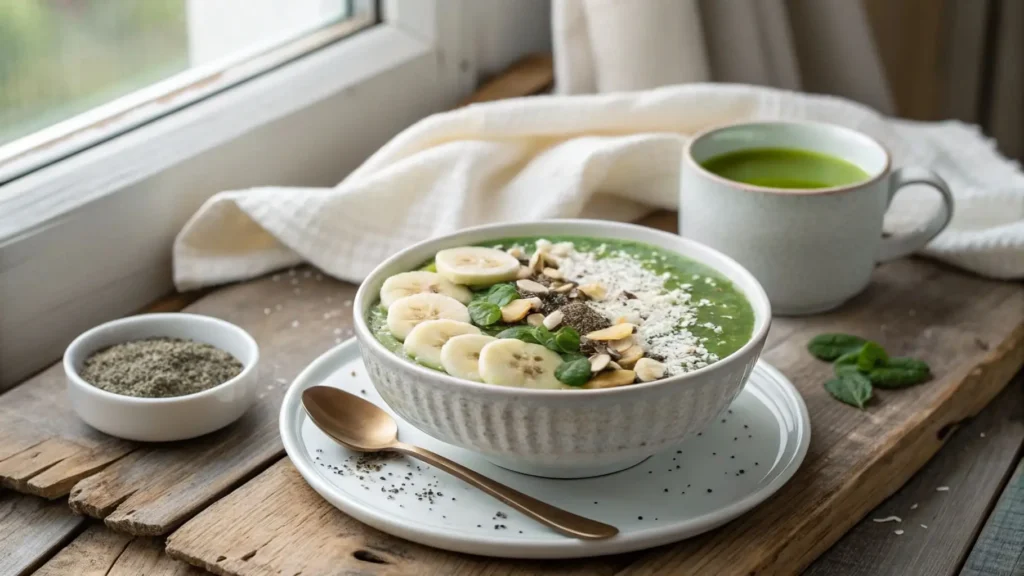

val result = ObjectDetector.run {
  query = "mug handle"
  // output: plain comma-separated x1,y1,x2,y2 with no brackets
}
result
877,166,955,262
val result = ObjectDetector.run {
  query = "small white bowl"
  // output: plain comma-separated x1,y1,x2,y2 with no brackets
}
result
64,313,260,442
355,220,772,478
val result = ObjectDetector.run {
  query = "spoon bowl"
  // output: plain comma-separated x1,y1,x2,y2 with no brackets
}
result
302,386,398,451
301,385,618,540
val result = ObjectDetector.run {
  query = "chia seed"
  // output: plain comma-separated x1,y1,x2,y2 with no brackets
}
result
559,301,610,336
79,337,242,398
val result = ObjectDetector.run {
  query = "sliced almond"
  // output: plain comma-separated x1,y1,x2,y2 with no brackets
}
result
500,299,534,323
542,267,563,280
552,282,575,294
578,283,607,301
607,360,623,370
516,266,533,279
551,241,574,257
526,313,544,327
617,345,645,368
507,246,525,260
528,251,544,272
589,353,611,373
535,239,553,254
516,279,549,294
634,357,667,382
524,296,544,310
586,323,635,341
542,252,564,267
585,369,637,389
609,335,635,353
542,310,563,330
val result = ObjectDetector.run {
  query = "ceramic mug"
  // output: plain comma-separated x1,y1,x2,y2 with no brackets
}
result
679,121,954,316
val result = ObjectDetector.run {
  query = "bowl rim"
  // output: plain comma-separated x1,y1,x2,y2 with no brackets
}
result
64,312,260,405
353,219,771,397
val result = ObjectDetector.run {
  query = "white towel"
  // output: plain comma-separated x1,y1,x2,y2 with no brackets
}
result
173,84,1024,290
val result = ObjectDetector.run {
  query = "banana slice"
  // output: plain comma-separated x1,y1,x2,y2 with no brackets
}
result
478,339,564,389
380,271,472,308
440,333,496,381
435,247,521,286
386,293,470,341
403,319,480,370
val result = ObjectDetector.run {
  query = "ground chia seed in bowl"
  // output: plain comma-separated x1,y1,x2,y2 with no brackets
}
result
80,337,243,398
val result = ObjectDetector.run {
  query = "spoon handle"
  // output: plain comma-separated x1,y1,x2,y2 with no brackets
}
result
392,442,618,540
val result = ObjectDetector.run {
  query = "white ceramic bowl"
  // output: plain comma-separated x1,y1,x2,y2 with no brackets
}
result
354,220,772,478
64,313,260,442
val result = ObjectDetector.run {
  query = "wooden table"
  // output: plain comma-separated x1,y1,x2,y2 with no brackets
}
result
3,57,1024,576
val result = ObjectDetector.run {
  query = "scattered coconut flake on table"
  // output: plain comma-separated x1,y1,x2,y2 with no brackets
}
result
910,503,919,510
291,320,300,328
980,432,986,437
894,529,904,536
920,524,928,529
936,486,950,492
873,516,902,523
263,308,271,315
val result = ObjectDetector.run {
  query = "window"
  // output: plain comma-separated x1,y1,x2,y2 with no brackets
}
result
0,0,376,183
0,0,551,389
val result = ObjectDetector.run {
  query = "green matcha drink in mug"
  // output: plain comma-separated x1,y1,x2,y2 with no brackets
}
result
680,121,954,315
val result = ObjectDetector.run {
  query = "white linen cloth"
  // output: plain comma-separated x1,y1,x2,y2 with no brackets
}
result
173,84,1024,290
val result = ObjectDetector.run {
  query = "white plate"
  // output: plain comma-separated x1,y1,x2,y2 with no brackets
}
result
280,339,810,559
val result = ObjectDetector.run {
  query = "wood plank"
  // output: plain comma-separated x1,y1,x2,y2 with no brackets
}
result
806,374,1024,575
0,269,357,535
164,213,1024,576
167,459,629,576
0,491,85,576
33,524,205,576
611,269,1024,575
961,454,1024,575
460,54,553,106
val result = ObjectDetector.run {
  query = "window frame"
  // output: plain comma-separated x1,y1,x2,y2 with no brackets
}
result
0,0,483,387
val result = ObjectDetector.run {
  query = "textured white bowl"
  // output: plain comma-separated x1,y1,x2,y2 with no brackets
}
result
65,313,260,442
355,220,771,478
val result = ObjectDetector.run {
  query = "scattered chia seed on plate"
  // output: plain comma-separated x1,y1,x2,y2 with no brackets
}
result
79,337,242,398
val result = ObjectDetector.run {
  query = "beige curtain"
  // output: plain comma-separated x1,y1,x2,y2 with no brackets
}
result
552,0,1022,159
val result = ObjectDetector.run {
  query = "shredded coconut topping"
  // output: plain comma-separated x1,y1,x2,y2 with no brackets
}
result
554,243,718,375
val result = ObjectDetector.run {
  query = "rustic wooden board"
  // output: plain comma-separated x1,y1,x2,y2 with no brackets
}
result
961,454,1024,576
807,375,1024,575
163,213,1024,576
167,459,634,576
33,524,204,576
0,491,85,576
0,269,358,535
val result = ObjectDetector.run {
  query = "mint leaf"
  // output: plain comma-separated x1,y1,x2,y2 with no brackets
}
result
555,357,592,387
834,350,862,374
868,357,931,389
468,301,501,327
857,341,889,372
554,326,580,354
532,325,559,351
808,334,868,361
824,372,873,409
496,326,538,344
485,283,520,307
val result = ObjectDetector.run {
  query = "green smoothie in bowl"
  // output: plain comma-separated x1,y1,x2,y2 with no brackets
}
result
367,236,754,390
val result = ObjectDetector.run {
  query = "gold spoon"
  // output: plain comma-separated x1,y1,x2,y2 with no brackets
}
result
301,386,619,540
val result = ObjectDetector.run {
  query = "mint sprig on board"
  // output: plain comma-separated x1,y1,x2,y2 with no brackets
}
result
808,333,932,409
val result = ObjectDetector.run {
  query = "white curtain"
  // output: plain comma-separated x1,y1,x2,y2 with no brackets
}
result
552,0,894,114
553,0,1023,160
